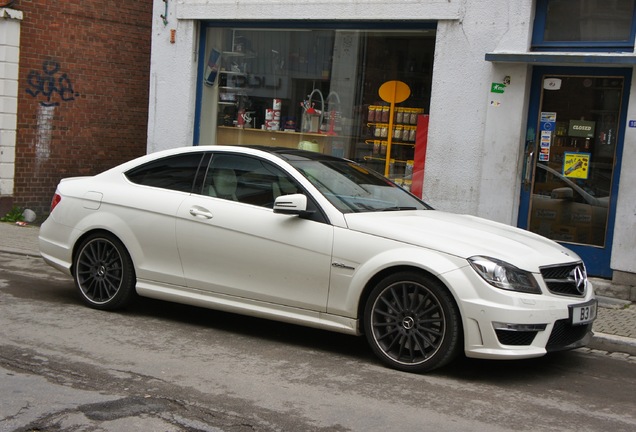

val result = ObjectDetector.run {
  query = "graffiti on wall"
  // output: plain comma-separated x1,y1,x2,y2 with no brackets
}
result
26,60,80,107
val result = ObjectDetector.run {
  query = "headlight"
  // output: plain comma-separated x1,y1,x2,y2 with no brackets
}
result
468,256,541,294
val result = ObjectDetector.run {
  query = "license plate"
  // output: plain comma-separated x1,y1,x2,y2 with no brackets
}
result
570,300,597,325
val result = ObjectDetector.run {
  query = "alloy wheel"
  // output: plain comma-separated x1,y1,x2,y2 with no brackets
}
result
76,238,124,305
368,279,449,368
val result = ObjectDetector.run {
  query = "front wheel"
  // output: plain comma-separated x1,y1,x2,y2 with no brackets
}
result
363,272,462,373
73,232,136,310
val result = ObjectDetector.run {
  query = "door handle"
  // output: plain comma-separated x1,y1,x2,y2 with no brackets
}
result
523,141,535,191
524,151,534,185
189,207,213,219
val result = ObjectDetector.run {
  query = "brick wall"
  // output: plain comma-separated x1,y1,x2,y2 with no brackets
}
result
15,0,152,215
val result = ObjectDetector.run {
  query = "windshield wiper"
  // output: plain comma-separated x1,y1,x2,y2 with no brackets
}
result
380,206,418,212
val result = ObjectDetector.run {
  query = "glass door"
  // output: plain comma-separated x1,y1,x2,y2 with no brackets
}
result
518,67,631,277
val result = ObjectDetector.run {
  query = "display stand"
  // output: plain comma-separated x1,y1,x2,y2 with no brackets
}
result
378,80,411,176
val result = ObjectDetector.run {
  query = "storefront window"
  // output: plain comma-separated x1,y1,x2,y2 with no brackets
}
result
197,25,435,191
532,0,636,51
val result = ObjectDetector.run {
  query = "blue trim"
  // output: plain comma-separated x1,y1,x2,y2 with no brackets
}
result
193,24,208,147
485,52,636,65
532,0,636,52
518,66,632,278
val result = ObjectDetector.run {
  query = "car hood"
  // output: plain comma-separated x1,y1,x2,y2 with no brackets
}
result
344,210,579,271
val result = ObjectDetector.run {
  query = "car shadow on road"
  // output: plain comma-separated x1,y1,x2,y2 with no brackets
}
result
127,296,592,383
129,295,375,360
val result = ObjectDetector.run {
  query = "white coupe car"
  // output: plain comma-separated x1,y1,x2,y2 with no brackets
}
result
39,146,596,373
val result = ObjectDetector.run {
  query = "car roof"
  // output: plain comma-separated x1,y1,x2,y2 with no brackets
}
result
147,145,347,163
107,145,352,177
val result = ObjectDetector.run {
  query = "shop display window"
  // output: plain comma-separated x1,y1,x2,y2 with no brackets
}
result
532,0,636,51
197,25,435,191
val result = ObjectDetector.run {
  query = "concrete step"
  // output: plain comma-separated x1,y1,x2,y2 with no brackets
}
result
591,278,636,302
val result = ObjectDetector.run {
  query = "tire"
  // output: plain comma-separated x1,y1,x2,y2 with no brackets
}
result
73,232,136,310
363,271,462,373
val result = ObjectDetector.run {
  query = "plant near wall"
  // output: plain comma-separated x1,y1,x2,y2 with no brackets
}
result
0,206,25,223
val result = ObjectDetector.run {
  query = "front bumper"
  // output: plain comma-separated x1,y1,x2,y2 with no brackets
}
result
441,266,596,360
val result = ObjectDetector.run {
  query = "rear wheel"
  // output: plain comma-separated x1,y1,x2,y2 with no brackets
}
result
73,233,136,310
363,271,462,373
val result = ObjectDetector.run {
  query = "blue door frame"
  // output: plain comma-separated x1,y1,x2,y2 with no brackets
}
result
518,66,632,278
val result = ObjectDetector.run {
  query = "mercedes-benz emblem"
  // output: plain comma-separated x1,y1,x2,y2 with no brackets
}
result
570,266,586,295
402,316,415,330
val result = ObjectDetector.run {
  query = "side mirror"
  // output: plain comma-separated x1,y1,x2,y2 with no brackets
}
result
273,194,308,215
551,187,574,200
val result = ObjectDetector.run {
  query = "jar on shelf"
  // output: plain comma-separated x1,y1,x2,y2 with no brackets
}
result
381,106,390,123
368,105,378,122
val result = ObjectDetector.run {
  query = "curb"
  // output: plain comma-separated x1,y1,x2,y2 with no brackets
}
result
596,295,632,309
588,332,636,357
591,277,636,302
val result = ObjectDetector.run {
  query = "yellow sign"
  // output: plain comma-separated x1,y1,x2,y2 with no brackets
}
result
378,80,411,104
563,152,590,179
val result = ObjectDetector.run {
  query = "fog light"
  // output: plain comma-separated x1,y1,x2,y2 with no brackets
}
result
493,322,547,332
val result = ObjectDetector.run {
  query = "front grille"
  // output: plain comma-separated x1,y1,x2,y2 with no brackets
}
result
540,262,587,297
495,330,538,346
546,319,592,351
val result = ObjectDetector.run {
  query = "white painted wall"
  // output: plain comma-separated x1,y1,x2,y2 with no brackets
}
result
424,1,534,222
612,70,636,274
0,8,22,199
176,0,462,21
148,2,200,153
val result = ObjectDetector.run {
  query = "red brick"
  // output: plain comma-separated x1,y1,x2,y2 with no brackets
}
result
15,0,152,215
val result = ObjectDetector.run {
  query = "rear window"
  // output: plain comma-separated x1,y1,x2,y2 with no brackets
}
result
125,153,205,193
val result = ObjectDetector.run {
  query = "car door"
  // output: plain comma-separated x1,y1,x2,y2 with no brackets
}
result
122,151,209,286
175,153,334,311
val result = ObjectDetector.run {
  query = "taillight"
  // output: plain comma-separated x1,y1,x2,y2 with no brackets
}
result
50,193,62,212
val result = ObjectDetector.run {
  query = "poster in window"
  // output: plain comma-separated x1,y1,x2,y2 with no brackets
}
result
563,152,591,179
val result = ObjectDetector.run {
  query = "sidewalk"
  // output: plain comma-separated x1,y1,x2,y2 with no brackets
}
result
1,221,635,357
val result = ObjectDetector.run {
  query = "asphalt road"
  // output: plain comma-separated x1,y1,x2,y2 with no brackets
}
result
1,252,635,432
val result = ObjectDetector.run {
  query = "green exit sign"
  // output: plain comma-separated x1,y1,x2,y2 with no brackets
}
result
491,83,506,94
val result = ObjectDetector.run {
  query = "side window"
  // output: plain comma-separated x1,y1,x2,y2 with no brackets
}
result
199,153,327,223
125,153,205,193
202,154,299,207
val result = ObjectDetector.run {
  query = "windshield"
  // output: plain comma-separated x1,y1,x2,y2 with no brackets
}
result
290,159,431,213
